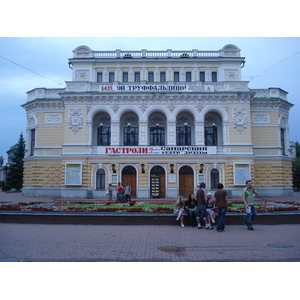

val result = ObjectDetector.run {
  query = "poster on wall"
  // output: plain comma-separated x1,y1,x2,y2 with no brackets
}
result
234,163,250,186
65,163,82,185
197,174,205,185
111,174,118,186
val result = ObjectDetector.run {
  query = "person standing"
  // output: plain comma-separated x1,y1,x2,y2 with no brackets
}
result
107,183,114,202
196,182,213,229
242,180,259,230
116,182,123,202
124,182,131,202
214,183,228,232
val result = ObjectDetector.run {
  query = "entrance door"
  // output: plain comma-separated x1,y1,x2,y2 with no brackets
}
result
150,166,165,198
122,166,136,198
179,166,194,197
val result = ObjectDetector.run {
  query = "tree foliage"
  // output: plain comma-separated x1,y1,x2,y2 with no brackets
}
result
292,142,300,191
6,133,25,191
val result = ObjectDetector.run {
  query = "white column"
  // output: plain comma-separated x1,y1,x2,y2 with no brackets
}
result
195,121,205,145
139,121,148,145
167,121,176,145
111,121,120,145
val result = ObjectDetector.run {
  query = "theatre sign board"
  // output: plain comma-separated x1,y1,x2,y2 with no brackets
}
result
98,146,217,155
100,84,215,92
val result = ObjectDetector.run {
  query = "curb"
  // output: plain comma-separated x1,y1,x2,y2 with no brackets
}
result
1,212,300,225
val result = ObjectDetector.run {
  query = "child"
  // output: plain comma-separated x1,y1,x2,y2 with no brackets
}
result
206,193,216,223
174,195,187,228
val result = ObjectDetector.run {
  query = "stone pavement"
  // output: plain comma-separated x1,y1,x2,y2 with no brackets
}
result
1,191,300,262
0,222,299,262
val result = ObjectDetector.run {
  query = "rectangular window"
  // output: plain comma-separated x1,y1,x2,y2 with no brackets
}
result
174,72,179,82
123,72,128,82
30,129,35,156
109,72,114,83
134,72,140,82
97,72,103,83
200,72,205,82
148,71,154,82
65,163,82,185
150,127,165,146
186,72,191,82
212,72,217,82
205,126,217,146
124,127,139,146
176,127,191,146
160,72,166,82
97,126,111,146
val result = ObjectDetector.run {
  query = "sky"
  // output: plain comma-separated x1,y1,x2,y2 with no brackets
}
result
0,37,299,160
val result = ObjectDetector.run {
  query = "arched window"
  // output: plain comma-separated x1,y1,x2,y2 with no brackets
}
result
96,169,105,190
210,169,219,189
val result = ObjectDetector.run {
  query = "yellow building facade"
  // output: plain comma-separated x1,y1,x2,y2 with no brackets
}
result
22,44,294,198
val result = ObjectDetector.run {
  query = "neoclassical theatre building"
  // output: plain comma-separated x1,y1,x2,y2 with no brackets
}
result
22,44,294,199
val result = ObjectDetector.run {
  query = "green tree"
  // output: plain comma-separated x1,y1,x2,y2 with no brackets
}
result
296,142,300,157
292,142,300,191
6,133,25,191
0,156,4,166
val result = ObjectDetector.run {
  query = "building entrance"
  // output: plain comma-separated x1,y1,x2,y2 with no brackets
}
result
150,166,165,198
122,166,136,198
179,166,194,197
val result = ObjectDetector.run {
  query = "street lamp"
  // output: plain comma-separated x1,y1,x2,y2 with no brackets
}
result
2,162,9,191
99,123,103,145
184,122,188,145
127,123,131,145
212,122,217,146
156,123,159,145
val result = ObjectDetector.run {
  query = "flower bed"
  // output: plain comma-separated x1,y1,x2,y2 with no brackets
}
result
1,200,300,214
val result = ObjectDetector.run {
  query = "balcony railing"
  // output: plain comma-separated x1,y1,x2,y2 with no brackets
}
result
93,49,221,59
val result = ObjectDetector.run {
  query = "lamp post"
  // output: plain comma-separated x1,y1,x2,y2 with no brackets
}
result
127,123,131,145
212,122,216,146
2,162,9,191
184,122,188,145
99,123,103,145
156,123,159,145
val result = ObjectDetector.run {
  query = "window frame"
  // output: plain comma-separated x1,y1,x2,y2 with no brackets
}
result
200,72,205,82
160,71,166,82
176,126,191,146
186,71,192,82
109,72,115,83
174,71,179,82
97,72,103,83
134,72,140,82
96,169,106,190
212,72,217,82
123,72,128,82
150,126,165,146
124,126,139,146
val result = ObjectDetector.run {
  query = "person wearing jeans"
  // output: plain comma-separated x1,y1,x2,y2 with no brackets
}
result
214,183,228,232
242,180,259,230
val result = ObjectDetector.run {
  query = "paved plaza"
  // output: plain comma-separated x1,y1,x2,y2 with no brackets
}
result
0,222,300,262
1,191,300,262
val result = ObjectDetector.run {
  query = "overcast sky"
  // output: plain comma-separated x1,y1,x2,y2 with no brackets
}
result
0,37,299,159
